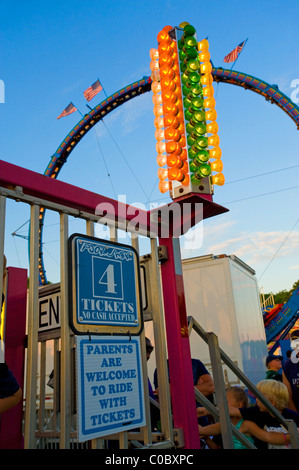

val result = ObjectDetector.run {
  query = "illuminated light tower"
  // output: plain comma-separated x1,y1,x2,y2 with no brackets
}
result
150,23,224,198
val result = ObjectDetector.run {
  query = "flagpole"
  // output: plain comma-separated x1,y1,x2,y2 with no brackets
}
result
98,78,108,99
230,38,248,70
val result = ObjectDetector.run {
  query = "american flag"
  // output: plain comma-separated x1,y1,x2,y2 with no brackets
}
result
57,102,77,120
224,41,246,63
83,79,103,101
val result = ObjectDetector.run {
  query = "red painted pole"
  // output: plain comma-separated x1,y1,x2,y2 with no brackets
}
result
0,267,27,449
159,236,201,449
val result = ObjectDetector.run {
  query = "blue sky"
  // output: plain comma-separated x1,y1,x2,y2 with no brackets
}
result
1,0,298,294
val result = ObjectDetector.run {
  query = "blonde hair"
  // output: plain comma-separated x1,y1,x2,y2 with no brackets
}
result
256,379,289,410
226,386,248,407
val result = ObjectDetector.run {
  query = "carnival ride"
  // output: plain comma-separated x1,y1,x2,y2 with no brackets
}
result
37,69,299,285
20,23,299,347
263,286,299,353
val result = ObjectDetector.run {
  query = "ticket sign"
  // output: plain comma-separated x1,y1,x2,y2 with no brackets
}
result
76,335,146,441
69,234,143,335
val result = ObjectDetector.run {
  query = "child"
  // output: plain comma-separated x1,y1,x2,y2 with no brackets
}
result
198,386,293,449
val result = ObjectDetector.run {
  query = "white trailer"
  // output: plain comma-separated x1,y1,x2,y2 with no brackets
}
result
182,254,268,386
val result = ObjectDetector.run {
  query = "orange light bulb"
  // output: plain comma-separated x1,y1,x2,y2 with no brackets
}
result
158,168,168,180
154,116,164,129
152,93,162,105
164,126,180,141
167,154,180,167
156,154,167,167
205,109,217,121
150,60,159,72
151,70,160,82
166,141,180,154
204,97,216,109
198,39,209,52
208,134,220,147
161,76,176,91
201,74,213,86
168,167,183,181
210,160,223,172
155,129,165,141
180,148,188,161
153,105,163,117
151,81,161,94
156,141,166,154
200,62,212,74
206,122,219,134
212,173,225,186
209,147,222,160
157,30,171,45
150,48,159,60
158,180,170,193
181,173,190,186
199,51,210,62
162,89,176,102
202,86,214,97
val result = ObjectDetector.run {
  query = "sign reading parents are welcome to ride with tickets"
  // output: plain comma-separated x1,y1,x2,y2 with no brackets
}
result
69,234,143,335
76,335,146,441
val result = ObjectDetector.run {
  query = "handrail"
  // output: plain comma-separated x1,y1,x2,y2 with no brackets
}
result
188,316,299,449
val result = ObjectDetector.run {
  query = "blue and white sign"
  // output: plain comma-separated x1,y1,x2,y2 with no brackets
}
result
76,335,146,441
69,234,143,335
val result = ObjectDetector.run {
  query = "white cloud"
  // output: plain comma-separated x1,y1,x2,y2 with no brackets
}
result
207,230,299,267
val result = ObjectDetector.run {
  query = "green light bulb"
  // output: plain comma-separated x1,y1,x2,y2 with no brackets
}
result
183,24,196,36
183,97,192,109
188,72,200,84
194,149,209,163
193,136,208,150
187,59,200,73
189,83,202,96
188,148,197,159
184,36,197,48
181,73,189,85
191,96,204,110
197,164,211,178
192,123,206,136
191,173,202,184
191,110,206,123
182,85,190,96
184,109,194,121
186,122,195,134
187,134,196,146
183,47,198,59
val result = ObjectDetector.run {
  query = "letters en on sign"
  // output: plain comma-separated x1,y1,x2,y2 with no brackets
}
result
68,234,143,335
76,335,146,441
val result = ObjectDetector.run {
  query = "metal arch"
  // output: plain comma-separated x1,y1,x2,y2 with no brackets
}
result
37,69,299,285
38,76,151,284
212,66,299,129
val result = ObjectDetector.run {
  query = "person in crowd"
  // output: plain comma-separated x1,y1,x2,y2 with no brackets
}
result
0,255,22,413
153,357,214,401
283,348,299,412
228,380,299,449
198,385,294,449
265,354,283,382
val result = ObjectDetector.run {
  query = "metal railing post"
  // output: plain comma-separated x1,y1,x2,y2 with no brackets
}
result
24,204,40,448
149,238,173,442
60,213,71,448
206,332,234,449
